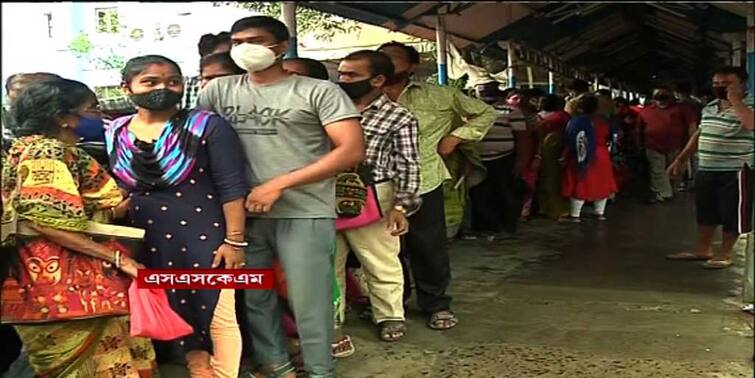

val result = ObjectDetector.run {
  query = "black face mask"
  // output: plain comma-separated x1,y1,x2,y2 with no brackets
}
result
129,89,183,111
711,86,728,100
338,78,376,100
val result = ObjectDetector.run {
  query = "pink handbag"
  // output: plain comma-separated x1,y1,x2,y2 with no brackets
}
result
128,281,194,341
335,185,384,231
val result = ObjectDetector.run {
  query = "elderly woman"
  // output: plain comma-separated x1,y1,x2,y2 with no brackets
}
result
1,79,156,377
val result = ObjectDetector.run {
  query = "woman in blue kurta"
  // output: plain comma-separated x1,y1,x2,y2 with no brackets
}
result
105,55,249,378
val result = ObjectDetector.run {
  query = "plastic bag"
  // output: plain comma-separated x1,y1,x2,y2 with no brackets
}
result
128,281,194,341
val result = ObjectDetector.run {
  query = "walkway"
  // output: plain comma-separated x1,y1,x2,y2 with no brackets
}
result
334,193,753,377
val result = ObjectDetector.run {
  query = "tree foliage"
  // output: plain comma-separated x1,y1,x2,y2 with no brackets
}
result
69,32,93,56
68,32,126,71
216,2,360,41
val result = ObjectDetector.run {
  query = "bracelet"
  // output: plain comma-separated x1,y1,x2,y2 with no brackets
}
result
393,205,407,215
114,250,121,269
109,207,117,220
223,238,249,248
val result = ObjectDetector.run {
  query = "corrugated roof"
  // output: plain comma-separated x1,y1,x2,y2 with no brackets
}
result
302,2,749,91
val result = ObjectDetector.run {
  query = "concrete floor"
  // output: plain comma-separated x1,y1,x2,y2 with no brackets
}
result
161,193,754,377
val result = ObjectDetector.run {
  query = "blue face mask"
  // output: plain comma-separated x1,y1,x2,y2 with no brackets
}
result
73,115,105,142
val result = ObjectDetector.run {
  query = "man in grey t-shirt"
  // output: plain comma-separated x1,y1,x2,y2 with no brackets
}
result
197,16,364,378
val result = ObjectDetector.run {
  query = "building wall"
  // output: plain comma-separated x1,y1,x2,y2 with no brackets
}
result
2,2,253,93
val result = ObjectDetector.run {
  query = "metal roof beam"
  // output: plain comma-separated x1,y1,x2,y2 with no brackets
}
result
644,3,688,19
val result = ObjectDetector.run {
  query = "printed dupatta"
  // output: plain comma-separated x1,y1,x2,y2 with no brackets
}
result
565,115,597,175
106,109,213,190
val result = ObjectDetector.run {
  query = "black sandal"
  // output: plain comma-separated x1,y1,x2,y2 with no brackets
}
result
379,320,406,342
253,361,296,378
358,306,373,321
427,310,458,330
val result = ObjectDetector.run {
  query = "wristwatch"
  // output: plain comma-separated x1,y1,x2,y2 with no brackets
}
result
393,205,407,215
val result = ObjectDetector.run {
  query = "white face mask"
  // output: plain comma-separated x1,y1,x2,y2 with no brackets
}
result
230,43,281,73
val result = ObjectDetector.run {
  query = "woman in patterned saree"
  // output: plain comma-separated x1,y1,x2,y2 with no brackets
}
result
1,79,157,377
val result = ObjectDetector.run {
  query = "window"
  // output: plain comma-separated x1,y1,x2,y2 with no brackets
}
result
95,8,119,33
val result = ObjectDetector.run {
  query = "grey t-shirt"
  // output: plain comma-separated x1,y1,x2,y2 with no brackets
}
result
197,74,361,219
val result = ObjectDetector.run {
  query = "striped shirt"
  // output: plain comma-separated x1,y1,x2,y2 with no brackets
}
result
478,104,527,161
698,94,754,171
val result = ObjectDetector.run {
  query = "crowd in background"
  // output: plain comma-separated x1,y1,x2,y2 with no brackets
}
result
1,14,753,378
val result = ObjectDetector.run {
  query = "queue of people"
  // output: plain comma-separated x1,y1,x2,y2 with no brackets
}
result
1,14,753,378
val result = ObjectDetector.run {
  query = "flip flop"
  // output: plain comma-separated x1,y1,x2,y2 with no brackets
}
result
701,259,733,269
379,320,406,342
331,335,355,358
665,252,713,261
427,310,458,330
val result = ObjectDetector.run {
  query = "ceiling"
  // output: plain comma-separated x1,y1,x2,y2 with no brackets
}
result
301,2,750,92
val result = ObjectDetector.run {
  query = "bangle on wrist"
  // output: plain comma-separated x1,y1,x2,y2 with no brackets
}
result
393,205,407,215
224,238,249,248
114,250,121,269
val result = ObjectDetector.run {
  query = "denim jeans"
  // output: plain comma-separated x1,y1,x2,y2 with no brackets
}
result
242,218,336,378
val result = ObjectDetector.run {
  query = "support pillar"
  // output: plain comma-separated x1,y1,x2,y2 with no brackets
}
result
732,34,743,67
436,12,448,85
527,66,534,88
548,70,555,94
743,10,754,305
281,2,298,58
593,74,600,92
506,40,517,88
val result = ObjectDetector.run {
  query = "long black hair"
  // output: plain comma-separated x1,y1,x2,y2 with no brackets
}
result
12,79,95,137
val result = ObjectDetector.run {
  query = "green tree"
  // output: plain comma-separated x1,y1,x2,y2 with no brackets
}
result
215,2,360,41
68,32,126,71
68,32,93,57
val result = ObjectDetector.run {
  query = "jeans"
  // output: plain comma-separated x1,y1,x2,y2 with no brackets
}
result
242,218,336,378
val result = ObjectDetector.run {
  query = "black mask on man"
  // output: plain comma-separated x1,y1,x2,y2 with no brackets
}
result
338,78,375,99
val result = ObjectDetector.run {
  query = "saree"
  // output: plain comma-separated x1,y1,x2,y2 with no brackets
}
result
443,143,486,239
1,136,157,377
536,112,570,220
14,316,156,378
